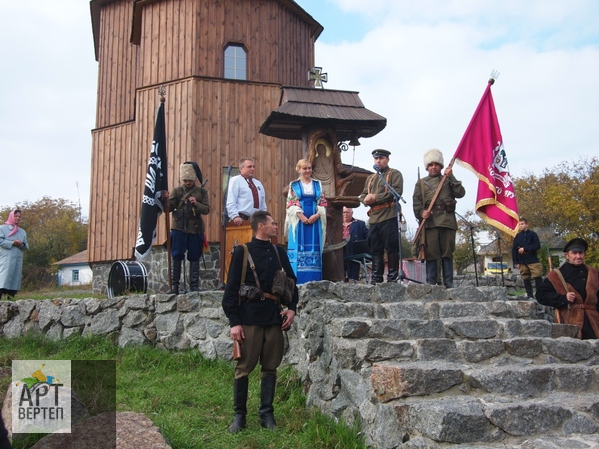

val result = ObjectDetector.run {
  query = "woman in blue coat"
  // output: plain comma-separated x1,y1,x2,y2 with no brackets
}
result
0,209,28,299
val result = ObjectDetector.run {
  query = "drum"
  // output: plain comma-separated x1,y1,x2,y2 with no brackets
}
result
107,261,148,298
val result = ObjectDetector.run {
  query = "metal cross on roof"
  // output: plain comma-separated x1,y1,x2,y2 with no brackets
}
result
308,67,328,89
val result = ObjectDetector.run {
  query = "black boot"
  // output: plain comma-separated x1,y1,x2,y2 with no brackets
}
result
370,255,385,285
534,277,543,296
523,279,534,298
442,258,454,288
189,261,200,292
386,253,400,282
167,259,181,294
426,260,438,286
228,376,248,433
259,375,277,430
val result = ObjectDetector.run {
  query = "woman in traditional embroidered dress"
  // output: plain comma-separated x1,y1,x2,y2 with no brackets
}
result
285,159,327,284
0,209,28,300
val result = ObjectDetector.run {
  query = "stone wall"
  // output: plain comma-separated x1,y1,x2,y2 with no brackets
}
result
3,281,595,449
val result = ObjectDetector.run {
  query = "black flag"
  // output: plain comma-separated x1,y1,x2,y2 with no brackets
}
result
135,101,168,261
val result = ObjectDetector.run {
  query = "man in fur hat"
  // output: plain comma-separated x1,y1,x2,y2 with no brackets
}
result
168,162,210,293
536,238,599,339
412,149,465,287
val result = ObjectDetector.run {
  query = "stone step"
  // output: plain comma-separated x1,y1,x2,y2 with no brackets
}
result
383,393,599,446
305,280,523,304
329,317,578,342
346,336,598,367
370,363,599,401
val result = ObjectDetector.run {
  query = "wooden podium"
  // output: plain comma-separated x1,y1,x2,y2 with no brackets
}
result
221,222,253,284
220,221,278,284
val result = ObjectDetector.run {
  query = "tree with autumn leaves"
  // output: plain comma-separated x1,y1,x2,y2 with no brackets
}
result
451,156,599,273
513,156,599,267
0,197,88,290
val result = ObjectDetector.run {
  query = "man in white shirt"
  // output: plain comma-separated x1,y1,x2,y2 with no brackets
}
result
226,158,267,225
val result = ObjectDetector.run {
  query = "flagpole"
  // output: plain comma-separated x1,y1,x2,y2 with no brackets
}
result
158,87,172,292
413,73,500,247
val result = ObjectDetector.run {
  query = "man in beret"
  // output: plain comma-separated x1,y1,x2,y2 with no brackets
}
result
536,238,599,339
358,149,403,284
412,149,465,287
512,218,543,298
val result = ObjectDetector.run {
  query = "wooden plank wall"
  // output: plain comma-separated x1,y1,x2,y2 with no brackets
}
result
89,0,317,262
95,0,138,129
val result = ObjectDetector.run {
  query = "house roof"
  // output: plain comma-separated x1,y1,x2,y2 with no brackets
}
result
478,239,511,256
260,86,387,141
90,0,324,61
54,250,89,267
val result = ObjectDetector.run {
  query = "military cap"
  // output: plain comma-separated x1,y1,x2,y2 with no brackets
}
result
371,149,391,158
563,238,588,253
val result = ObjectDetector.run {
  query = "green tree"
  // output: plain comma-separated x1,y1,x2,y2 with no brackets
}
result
513,156,599,266
0,197,88,290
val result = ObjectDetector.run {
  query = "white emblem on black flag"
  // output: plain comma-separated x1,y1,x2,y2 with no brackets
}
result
135,100,168,260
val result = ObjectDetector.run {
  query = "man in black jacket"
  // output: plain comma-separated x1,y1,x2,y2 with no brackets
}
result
222,211,298,433
512,218,543,297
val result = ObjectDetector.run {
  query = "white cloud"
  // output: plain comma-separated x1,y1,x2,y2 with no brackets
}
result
0,0,597,231
307,0,599,225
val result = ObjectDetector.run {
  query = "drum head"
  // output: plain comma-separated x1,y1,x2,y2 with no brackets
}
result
107,261,147,298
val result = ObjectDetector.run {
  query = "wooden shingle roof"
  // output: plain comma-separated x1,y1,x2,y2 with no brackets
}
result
260,86,387,141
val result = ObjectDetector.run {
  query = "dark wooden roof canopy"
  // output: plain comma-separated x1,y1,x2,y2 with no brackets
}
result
259,86,387,141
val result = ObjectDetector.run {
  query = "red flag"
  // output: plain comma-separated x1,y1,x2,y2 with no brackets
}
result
454,81,519,236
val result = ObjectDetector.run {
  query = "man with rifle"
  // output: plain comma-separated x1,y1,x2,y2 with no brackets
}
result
167,162,210,293
412,149,465,288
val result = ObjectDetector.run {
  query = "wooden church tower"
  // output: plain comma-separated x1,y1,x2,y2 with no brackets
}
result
88,0,323,281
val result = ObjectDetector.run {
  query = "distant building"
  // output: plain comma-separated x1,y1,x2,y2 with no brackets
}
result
478,239,513,276
55,250,93,286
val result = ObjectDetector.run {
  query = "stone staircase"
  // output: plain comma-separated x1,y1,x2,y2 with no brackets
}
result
289,281,599,449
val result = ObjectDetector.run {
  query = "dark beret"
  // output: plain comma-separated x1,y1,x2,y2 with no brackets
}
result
563,238,588,253
371,149,391,157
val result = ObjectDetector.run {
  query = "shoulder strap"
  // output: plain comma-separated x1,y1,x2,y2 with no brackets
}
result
552,268,570,293
244,246,261,289
272,243,284,271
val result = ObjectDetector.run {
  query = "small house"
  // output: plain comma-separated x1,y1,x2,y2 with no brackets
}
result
55,250,93,287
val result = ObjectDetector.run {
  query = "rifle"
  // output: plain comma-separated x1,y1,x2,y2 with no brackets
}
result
412,156,457,249
416,167,426,261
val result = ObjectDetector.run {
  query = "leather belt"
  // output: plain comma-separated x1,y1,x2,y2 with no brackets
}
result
262,292,279,301
238,213,250,220
367,202,395,216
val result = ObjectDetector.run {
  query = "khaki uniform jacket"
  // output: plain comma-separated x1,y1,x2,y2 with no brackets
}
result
412,174,465,230
358,167,403,224
169,185,210,234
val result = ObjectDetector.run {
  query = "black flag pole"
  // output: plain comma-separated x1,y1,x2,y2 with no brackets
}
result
134,86,169,293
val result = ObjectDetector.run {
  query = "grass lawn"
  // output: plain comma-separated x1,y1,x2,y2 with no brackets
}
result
0,335,367,449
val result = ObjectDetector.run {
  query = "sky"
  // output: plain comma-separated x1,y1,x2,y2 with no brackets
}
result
1,0,598,239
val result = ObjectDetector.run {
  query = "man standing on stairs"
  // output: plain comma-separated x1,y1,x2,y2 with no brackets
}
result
536,238,599,339
412,149,465,288
359,149,404,284
168,162,210,294
512,218,543,298
226,157,267,226
222,211,298,433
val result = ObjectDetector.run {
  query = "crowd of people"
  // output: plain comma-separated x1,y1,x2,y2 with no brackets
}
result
2,151,597,440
